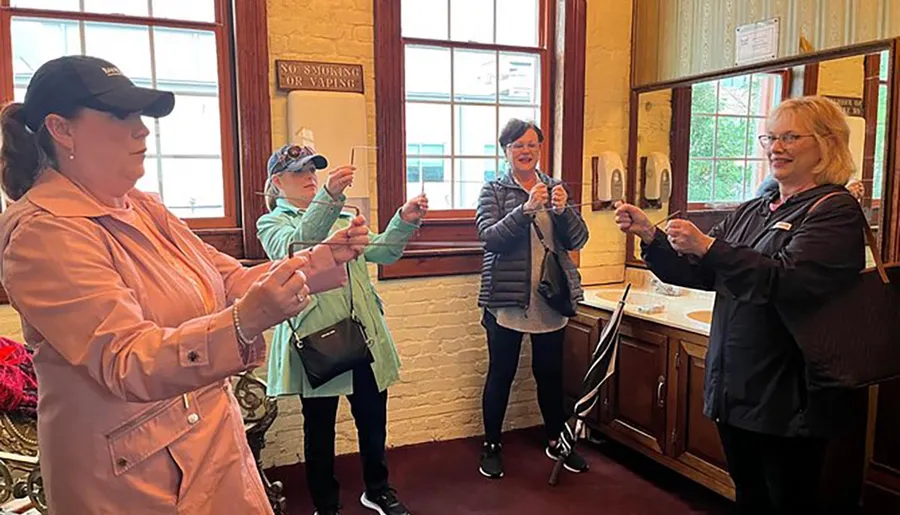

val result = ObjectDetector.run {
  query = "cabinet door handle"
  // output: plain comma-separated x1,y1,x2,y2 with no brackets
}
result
657,375,665,408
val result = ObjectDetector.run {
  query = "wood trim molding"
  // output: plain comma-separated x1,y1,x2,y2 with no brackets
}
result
624,89,642,267
373,0,404,238
560,0,586,208
634,39,894,95
885,39,900,263
803,63,819,96
862,53,880,212
668,86,691,216
0,6,11,105
373,0,412,278
232,0,271,261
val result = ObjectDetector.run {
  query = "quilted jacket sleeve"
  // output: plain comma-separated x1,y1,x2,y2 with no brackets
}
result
476,183,532,253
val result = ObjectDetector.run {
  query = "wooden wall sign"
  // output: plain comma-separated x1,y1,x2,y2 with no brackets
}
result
276,60,364,94
824,95,865,117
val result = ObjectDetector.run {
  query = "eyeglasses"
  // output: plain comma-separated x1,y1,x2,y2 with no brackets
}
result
758,133,814,148
271,144,317,174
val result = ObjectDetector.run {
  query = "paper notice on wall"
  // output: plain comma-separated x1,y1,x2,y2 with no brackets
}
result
735,18,780,66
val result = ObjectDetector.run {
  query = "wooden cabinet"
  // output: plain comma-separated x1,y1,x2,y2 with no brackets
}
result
669,335,733,496
603,320,669,454
561,310,604,423
863,379,900,514
566,303,869,506
565,304,735,499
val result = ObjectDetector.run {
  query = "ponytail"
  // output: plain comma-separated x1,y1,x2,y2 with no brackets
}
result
0,103,47,201
264,175,280,212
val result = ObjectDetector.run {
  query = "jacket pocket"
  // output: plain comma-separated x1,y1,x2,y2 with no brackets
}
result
106,393,201,480
166,447,187,503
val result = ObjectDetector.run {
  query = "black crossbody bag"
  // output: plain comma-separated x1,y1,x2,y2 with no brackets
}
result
286,262,374,389
531,218,577,317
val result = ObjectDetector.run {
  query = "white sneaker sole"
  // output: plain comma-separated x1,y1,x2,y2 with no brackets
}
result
478,465,504,478
360,492,388,515
545,447,586,474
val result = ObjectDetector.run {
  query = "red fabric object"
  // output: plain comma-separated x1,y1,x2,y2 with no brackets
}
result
0,337,37,417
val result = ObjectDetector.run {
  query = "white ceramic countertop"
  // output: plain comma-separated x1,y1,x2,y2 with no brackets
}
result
579,283,715,336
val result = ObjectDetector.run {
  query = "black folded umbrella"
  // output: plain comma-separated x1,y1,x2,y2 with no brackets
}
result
548,284,630,486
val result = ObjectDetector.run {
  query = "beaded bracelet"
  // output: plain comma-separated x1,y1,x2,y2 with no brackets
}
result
232,299,255,346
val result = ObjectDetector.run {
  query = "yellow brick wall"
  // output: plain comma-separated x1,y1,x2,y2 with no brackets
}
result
817,55,865,98
578,0,633,285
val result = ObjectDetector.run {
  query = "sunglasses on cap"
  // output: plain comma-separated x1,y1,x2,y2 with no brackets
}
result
272,145,313,171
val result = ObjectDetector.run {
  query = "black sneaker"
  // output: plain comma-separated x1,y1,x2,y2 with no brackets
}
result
360,487,411,515
313,509,341,515
545,445,589,473
479,442,504,478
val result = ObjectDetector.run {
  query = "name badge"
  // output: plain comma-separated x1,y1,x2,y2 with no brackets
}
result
773,221,792,231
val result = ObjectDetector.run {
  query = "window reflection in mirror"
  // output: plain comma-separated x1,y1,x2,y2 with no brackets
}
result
687,72,786,208
628,46,893,266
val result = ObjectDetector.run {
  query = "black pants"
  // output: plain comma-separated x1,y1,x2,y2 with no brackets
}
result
717,423,828,515
481,310,566,444
300,364,389,511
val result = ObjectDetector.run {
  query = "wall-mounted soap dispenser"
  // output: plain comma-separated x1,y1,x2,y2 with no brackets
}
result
641,151,671,210
591,151,625,210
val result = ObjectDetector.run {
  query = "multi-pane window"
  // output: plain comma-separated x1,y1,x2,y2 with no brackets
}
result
3,0,234,225
688,73,784,206
401,0,544,210
873,49,889,200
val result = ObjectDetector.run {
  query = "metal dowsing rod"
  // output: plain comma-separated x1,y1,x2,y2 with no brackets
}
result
258,191,600,221
261,191,615,254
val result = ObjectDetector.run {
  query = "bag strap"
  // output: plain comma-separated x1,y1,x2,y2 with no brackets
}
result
530,217,552,252
807,191,889,284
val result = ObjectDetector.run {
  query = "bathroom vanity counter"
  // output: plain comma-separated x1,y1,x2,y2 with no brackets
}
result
564,271,868,510
579,283,714,336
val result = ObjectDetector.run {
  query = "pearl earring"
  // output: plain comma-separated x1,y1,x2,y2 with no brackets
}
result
68,154,75,160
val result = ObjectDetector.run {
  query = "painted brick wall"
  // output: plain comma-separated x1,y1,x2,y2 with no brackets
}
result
578,0,633,286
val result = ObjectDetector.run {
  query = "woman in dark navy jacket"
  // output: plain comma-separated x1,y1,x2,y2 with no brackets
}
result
475,119,589,480
615,96,866,515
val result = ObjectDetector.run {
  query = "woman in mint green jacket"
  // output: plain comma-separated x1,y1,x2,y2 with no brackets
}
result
256,144,427,515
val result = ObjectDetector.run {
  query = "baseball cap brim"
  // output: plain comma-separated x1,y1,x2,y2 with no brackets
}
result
88,85,176,118
284,154,328,172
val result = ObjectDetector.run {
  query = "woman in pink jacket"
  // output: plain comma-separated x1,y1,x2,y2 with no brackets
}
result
0,56,368,514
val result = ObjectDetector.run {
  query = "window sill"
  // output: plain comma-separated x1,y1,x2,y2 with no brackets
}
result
379,249,483,279
377,213,481,279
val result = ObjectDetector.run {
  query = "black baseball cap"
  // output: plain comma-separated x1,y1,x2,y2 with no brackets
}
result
21,55,175,132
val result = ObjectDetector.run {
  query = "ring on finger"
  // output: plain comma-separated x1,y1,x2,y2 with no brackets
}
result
296,292,306,304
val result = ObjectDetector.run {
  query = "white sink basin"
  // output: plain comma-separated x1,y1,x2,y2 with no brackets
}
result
592,289,668,306
687,309,712,324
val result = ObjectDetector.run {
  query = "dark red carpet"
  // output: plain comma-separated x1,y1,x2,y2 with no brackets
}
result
267,427,734,515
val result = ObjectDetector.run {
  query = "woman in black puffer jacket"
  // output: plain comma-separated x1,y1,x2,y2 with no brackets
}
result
474,118,589,481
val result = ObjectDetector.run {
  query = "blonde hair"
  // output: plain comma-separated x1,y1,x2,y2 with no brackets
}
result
768,95,856,186
264,175,280,211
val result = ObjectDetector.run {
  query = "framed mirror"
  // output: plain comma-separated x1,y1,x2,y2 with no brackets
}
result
625,39,898,268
